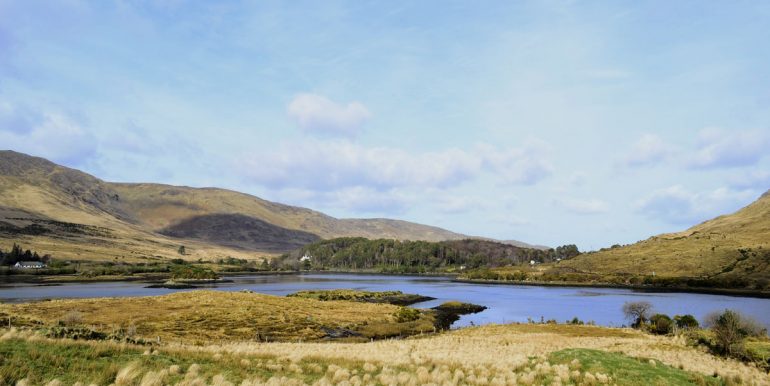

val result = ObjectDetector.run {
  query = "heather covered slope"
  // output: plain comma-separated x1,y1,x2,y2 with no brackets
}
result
560,190,770,288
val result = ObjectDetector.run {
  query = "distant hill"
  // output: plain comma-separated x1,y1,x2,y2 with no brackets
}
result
559,190,770,288
109,182,468,244
0,150,535,259
280,237,568,273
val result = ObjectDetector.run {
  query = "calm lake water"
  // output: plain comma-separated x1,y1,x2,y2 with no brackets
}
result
2,273,769,329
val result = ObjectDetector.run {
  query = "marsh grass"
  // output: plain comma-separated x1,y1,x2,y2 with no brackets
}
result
0,291,435,343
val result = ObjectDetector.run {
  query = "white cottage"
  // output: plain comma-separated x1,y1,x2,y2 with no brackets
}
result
14,261,46,269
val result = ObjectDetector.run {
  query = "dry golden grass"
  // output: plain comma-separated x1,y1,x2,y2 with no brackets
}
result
187,323,770,385
4,322,768,385
0,291,435,343
560,190,770,281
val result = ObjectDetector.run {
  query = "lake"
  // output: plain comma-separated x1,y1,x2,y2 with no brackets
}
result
2,273,769,329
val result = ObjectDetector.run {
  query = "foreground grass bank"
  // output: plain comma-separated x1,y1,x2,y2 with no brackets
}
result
2,323,769,385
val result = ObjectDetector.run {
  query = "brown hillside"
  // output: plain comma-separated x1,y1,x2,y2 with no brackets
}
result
109,182,467,242
0,150,494,260
560,189,770,286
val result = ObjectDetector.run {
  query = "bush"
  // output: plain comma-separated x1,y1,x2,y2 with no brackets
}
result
649,314,673,335
393,307,421,323
674,314,699,330
705,309,766,356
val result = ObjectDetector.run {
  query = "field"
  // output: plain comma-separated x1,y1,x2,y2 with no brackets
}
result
2,322,769,385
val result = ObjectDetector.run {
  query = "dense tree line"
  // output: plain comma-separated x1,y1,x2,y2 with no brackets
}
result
280,238,579,273
0,243,51,266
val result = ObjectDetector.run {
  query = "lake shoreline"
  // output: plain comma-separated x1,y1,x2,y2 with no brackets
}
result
453,278,770,299
3,269,769,299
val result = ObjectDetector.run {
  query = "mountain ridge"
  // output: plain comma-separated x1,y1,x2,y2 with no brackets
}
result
0,150,538,260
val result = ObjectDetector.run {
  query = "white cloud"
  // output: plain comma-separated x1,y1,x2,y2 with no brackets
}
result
635,185,756,225
622,134,675,167
432,194,487,214
268,186,411,215
238,139,553,192
478,140,553,185
239,139,481,191
688,128,769,169
0,109,96,166
287,93,371,137
553,196,610,215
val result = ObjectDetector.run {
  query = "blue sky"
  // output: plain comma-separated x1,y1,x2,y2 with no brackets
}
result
1,1,769,250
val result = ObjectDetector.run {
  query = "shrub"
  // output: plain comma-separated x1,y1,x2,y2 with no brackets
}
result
649,314,673,335
393,307,420,323
705,309,766,356
673,314,699,330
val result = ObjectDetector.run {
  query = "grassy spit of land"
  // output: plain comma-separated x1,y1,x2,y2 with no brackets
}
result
0,291,437,344
287,289,435,306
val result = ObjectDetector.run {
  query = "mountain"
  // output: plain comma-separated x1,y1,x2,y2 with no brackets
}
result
559,190,770,287
0,150,531,260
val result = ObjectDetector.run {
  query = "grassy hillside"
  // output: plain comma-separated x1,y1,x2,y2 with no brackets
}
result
557,190,770,289
0,150,494,260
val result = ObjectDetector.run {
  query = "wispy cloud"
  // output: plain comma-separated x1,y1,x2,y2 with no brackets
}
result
553,196,610,215
287,93,371,138
635,185,756,225
0,104,96,166
621,134,675,168
265,186,412,215
236,139,553,192
688,128,769,169
478,140,553,185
